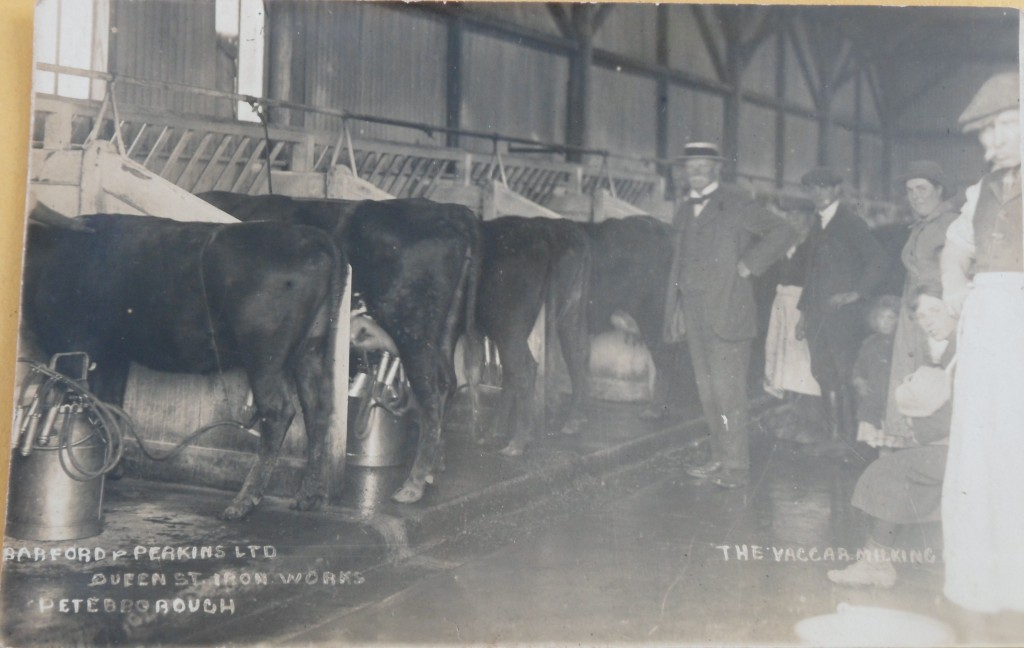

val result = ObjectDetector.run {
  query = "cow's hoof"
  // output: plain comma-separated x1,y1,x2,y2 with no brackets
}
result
499,440,526,457
291,493,325,512
391,482,424,504
220,502,254,521
560,418,585,436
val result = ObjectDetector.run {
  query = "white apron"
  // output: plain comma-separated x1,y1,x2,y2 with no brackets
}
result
942,272,1024,613
763,285,820,397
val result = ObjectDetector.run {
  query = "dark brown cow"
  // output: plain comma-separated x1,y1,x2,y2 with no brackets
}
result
582,216,677,414
23,212,345,520
469,216,592,456
199,192,482,504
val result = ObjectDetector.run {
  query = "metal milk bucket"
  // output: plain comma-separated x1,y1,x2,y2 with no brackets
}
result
347,351,409,467
7,399,106,541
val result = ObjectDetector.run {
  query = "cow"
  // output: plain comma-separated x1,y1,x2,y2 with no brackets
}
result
198,192,482,504
469,216,592,456
582,216,678,417
23,211,346,521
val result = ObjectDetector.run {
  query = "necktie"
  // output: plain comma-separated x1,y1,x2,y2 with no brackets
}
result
688,193,709,217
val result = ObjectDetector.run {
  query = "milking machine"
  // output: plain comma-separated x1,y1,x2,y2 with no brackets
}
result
347,350,412,467
7,353,128,541
480,337,503,393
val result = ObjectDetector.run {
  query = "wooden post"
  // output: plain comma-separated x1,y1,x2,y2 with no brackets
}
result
565,5,595,163
290,133,315,173
817,97,832,167
328,266,352,499
853,74,862,191
445,16,463,149
655,5,670,171
267,2,294,127
43,101,74,150
774,32,786,188
720,8,742,182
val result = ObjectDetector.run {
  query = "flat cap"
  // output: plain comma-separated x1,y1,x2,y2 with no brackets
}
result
897,160,949,190
800,166,843,187
959,71,1020,133
672,141,724,164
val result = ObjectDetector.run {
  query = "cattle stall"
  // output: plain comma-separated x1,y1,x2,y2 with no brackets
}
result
27,136,354,503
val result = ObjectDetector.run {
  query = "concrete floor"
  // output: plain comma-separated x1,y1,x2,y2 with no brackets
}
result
2,392,1018,646
290,440,958,646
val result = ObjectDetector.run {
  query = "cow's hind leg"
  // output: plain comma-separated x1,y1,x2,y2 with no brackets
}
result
290,334,332,512
222,369,295,521
498,336,537,457
556,305,590,436
392,351,449,504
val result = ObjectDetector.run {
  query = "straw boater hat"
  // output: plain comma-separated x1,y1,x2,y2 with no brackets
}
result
672,142,724,165
958,71,1020,133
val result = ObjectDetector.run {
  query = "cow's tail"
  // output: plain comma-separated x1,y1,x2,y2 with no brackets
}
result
324,237,347,403
551,229,593,331
455,217,484,440
550,228,593,430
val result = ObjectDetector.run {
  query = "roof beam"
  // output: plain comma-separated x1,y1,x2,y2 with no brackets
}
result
691,5,727,82
546,4,572,39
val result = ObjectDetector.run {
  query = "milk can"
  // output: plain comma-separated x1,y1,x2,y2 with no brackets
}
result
7,353,110,541
346,351,409,467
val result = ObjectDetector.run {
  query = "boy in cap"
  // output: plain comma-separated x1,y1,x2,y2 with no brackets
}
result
663,142,793,488
940,70,1024,625
796,167,887,457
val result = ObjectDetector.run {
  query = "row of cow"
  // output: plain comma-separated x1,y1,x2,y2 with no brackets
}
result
23,193,676,520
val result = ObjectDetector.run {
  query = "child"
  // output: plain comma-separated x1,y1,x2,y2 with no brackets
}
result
851,295,901,448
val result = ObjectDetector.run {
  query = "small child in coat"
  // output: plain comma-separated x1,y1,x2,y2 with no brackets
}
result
852,296,901,447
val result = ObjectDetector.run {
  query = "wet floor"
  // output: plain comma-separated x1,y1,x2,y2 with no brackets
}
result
289,435,964,646
4,391,1022,646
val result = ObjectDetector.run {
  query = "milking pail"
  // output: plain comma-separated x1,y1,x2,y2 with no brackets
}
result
6,406,106,541
346,352,409,467
346,400,406,467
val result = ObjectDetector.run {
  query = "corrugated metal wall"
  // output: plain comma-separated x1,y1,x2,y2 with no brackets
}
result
92,2,1011,202
462,32,568,151
666,5,720,82
110,0,231,118
667,87,724,158
891,61,1012,189
593,5,658,64
286,2,446,143
784,115,818,187
737,104,776,183
591,67,657,158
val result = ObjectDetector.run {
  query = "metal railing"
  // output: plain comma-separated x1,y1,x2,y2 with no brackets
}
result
31,63,902,223
32,64,667,208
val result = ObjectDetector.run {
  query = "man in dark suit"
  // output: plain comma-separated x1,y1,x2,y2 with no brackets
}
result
664,142,794,488
796,167,887,456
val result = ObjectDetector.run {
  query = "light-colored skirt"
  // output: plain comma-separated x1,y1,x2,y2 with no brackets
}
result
942,272,1024,613
764,285,820,397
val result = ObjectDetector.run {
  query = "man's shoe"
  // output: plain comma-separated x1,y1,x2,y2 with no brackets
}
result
710,470,749,489
826,557,897,589
685,460,721,478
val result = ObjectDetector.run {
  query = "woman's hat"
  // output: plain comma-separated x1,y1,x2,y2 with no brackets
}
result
897,160,949,191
